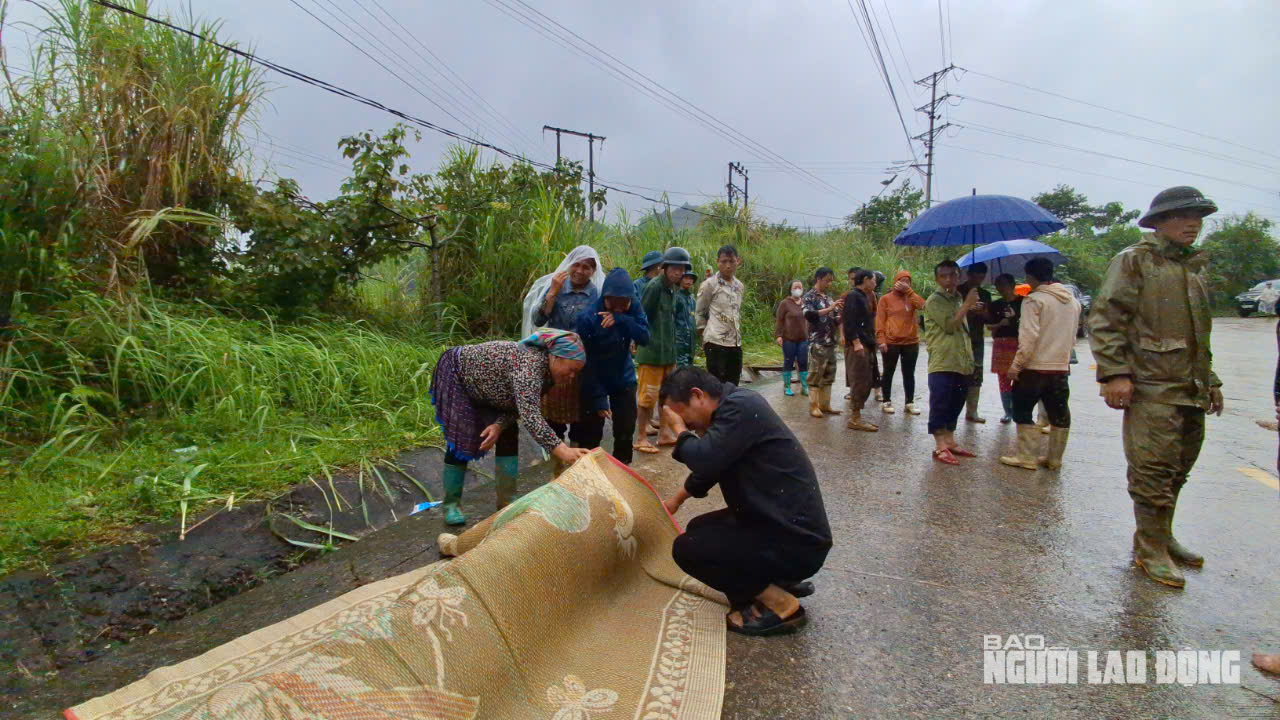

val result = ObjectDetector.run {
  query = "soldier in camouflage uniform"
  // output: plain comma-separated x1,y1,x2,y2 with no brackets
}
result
1089,186,1224,589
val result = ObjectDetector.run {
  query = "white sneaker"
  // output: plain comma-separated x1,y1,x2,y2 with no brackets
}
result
905,403,921,415
881,402,895,414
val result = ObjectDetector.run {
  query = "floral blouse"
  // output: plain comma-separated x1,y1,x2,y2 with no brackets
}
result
456,341,561,451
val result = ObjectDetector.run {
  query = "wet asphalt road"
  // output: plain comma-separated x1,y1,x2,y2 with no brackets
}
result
651,317,1279,718
12,319,1279,719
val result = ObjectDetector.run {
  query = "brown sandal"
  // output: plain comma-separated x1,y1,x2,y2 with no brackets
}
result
633,442,660,454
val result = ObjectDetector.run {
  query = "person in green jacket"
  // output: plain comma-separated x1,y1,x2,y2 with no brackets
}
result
675,271,698,368
924,259,981,465
634,247,692,454
1089,186,1223,589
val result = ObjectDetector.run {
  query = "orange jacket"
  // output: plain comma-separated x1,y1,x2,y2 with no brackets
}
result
876,270,927,346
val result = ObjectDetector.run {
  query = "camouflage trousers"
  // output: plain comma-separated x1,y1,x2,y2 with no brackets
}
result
808,343,838,388
1122,402,1205,510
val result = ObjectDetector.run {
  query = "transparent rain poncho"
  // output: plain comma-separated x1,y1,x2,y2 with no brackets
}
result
520,245,604,339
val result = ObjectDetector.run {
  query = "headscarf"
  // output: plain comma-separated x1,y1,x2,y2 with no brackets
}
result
522,328,586,362
521,245,604,339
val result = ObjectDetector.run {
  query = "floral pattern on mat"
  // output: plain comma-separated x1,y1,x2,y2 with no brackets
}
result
546,675,618,719
68,451,726,720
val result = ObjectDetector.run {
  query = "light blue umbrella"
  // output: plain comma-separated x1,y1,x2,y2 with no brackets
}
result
894,194,1065,247
957,239,1065,278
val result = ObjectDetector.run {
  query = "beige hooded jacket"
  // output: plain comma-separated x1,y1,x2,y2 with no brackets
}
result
1010,283,1081,374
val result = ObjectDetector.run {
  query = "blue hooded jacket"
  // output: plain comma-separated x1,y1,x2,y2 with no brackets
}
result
575,267,650,412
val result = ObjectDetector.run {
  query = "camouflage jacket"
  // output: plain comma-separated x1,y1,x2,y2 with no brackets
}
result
1089,233,1221,408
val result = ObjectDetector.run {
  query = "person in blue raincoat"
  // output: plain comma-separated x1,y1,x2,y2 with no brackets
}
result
574,267,650,465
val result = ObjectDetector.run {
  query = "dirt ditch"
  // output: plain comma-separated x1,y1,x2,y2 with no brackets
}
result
0,438,546,695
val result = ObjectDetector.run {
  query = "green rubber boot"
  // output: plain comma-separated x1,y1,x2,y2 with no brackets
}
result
1166,490,1203,567
442,463,467,526
1132,504,1184,588
798,371,810,396
782,371,794,396
495,456,519,511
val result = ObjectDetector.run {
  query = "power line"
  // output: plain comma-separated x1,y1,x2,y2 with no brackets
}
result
346,0,532,154
878,0,916,85
302,0,518,150
955,119,1280,195
845,0,918,163
864,0,912,105
285,0,476,134
483,0,856,203
945,0,955,66
954,94,1280,173
78,0,850,231
956,66,1280,162
936,0,948,65
364,0,540,154
942,143,1280,216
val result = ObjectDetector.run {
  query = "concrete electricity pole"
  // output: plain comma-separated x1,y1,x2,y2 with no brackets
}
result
543,125,606,221
726,162,748,208
912,65,955,208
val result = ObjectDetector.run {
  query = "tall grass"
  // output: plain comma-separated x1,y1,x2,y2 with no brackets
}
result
2,0,264,292
0,294,447,572
357,173,953,360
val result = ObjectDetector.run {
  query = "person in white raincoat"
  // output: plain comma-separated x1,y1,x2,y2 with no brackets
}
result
1259,282,1279,315
520,245,605,468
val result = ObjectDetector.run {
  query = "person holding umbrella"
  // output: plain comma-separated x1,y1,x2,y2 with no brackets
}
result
987,273,1023,423
1089,186,1223,589
957,262,993,424
924,260,981,464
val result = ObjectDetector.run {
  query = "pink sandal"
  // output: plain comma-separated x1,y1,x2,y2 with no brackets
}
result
948,446,976,458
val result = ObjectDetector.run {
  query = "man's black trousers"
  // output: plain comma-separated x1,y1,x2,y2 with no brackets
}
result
672,508,830,609
703,343,743,386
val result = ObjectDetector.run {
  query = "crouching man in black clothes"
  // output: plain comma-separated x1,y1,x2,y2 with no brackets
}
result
659,367,833,636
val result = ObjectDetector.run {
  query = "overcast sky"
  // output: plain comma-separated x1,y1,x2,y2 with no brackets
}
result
8,0,1279,227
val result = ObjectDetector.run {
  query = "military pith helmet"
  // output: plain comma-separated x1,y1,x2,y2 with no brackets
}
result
640,250,663,270
661,246,692,269
1138,186,1218,229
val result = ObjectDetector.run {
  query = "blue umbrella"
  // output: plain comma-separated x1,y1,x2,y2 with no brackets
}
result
894,194,1065,247
957,239,1065,278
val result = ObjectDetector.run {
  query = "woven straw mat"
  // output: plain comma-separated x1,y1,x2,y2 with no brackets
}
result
66,449,728,720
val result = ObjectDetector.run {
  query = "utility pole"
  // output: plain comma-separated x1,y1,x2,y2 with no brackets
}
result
726,162,748,208
911,65,955,208
543,125,605,221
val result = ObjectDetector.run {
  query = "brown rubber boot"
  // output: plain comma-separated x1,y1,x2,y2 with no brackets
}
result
809,389,824,418
819,387,842,415
1132,504,1184,588
1037,427,1069,470
965,386,986,423
1166,494,1203,567
846,411,878,432
999,424,1040,470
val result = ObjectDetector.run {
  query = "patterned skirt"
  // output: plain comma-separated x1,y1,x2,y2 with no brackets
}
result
991,337,1018,393
429,348,503,462
990,337,1018,375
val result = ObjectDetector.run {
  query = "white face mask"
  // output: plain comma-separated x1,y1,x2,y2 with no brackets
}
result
791,288,803,298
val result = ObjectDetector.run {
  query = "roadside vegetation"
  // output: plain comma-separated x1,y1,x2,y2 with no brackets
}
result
2,0,1276,574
